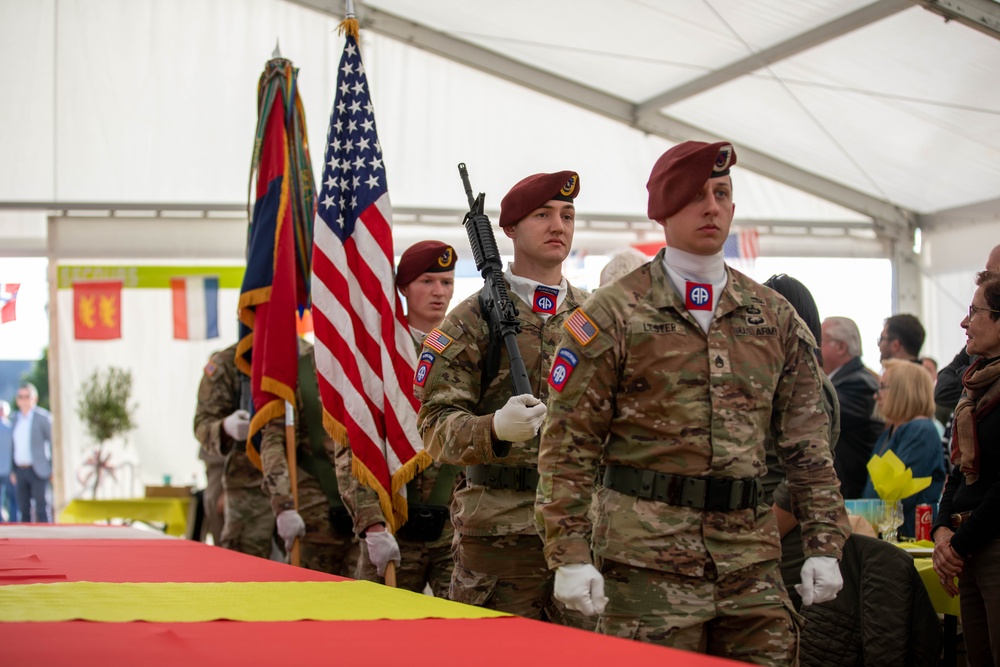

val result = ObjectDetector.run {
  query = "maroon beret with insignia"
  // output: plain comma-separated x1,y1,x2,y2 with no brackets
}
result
396,240,457,288
499,170,580,228
646,141,737,222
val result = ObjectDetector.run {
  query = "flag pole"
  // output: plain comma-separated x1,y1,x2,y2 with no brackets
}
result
285,399,301,567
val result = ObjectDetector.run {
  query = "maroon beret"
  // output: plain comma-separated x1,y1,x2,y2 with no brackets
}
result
395,241,457,288
646,141,737,221
499,170,580,228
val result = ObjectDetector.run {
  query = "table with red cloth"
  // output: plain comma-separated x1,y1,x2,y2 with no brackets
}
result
0,525,742,667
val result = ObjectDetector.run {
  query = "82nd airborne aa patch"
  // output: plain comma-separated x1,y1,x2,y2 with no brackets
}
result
414,351,435,387
548,348,579,392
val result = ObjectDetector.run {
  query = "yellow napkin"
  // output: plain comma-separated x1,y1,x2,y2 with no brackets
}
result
867,450,932,502
0,580,511,623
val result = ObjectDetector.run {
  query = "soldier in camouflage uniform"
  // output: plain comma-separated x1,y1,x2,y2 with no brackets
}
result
417,171,594,628
258,337,359,575
535,141,850,665
337,240,461,596
193,343,273,557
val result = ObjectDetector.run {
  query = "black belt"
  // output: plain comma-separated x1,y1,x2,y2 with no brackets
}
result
603,465,762,511
466,464,539,492
950,511,972,530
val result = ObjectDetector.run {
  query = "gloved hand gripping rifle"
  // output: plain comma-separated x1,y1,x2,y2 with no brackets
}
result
458,163,533,457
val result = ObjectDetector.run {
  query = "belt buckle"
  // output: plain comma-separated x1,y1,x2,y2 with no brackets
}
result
512,467,526,492
705,478,731,511
680,476,707,508
950,513,964,530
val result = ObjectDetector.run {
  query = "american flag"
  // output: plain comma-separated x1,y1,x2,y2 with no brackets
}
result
723,228,759,261
310,25,428,531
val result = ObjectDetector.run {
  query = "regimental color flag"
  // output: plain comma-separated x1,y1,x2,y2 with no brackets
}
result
171,276,219,340
1,283,19,324
73,281,122,340
723,228,759,261
311,18,429,532
237,57,316,468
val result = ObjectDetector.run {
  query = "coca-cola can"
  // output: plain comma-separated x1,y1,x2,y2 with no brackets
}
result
916,504,933,541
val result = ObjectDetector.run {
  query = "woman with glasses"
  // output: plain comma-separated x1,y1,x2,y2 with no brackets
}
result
861,359,946,538
932,270,1000,666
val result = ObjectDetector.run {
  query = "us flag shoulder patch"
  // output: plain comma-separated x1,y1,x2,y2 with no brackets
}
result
423,328,452,353
564,308,599,346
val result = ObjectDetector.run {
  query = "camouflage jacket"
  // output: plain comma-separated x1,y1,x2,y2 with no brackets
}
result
194,344,240,468
417,279,590,537
259,338,339,516
336,334,461,542
535,254,849,576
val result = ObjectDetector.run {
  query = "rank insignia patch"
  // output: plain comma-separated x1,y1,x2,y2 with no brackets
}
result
548,348,579,392
414,351,435,387
423,329,452,353
564,308,598,346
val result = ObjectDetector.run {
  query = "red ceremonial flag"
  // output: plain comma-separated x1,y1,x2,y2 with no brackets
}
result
237,58,315,467
310,18,429,530
1,283,19,324
73,281,122,340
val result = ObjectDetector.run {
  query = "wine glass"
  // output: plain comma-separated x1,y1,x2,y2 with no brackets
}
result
877,500,904,542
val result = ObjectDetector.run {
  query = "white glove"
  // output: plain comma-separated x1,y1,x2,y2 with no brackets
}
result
222,409,250,441
554,563,608,617
796,556,843,606
365,530,401,577
492,394,547,442
276,509,305,551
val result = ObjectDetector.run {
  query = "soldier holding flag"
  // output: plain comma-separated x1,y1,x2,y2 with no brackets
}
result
416,171,593,628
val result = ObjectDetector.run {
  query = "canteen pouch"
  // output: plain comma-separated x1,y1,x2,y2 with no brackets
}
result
328,506,355,537
395,504,449,541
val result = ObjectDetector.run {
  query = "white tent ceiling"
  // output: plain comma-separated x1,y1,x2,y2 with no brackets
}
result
3,0,999,229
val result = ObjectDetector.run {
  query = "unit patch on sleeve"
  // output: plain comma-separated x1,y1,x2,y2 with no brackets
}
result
564,308,599,347
414,351,436,387
548,348,579,392
423,328,453,354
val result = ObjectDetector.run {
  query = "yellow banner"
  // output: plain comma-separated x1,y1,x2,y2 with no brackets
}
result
0,580,511,623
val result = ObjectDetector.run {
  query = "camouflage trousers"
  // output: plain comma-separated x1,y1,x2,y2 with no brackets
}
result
285,476,360,577
451,533,597,630
597,558,802,666
356,527,454,597
220,483,274,559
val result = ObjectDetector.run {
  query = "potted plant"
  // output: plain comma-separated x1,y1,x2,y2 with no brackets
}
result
76,367,138,498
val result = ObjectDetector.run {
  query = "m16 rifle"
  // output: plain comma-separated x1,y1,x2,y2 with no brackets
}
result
458,162,533,457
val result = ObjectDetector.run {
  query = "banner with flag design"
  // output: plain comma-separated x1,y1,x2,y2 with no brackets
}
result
1,283,18,324
171,276,219,340
73,281,122,340
310,18,429,531
237,58,316,467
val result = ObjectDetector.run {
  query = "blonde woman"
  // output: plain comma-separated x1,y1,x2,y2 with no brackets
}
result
861,359,947,537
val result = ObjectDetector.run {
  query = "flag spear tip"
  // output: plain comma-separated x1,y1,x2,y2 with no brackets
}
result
272,39,282,59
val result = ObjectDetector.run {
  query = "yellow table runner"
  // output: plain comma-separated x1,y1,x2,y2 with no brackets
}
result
0,580,510,623
59,498,190,537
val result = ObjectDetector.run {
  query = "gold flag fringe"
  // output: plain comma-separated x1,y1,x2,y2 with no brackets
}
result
338,18,359,39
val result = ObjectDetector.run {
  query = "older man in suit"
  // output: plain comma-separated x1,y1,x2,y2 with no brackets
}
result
0,399,18,521
821,317,884,499
10,383,53,522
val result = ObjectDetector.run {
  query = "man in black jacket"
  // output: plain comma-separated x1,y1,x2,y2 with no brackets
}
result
821,316,884,499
